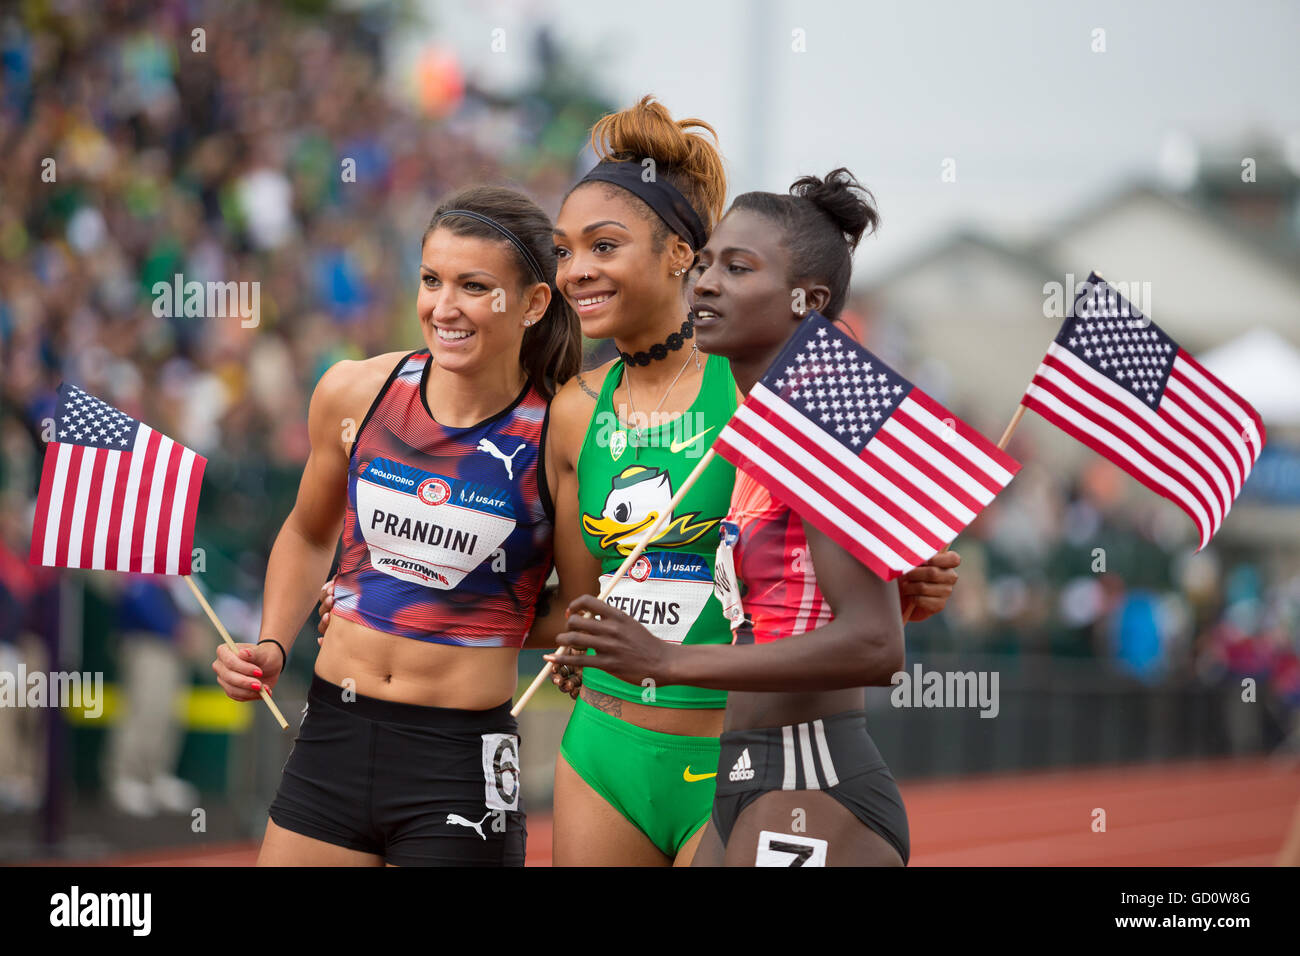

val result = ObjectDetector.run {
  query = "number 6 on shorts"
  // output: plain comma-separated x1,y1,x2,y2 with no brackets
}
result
481,733,520,812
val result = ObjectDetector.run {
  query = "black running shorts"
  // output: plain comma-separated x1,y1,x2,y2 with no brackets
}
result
267,674,526,866
711,709,909,865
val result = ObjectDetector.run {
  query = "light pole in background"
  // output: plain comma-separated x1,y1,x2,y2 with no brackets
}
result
741,0,775,197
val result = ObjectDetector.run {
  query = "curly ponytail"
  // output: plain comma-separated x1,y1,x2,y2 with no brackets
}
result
575,95,727,250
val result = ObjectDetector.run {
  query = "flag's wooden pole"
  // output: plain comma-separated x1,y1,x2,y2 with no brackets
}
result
901,403,1026,624
996,404,1028,451
512,448,718,717
184,575,289,729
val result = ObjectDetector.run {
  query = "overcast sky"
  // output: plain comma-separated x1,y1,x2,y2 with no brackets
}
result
410,0,1300,280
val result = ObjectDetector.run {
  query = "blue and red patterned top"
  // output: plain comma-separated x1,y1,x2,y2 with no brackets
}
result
331,350,554,647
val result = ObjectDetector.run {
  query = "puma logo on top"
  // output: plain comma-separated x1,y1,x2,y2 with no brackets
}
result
477,439,525,479
445,810,493,840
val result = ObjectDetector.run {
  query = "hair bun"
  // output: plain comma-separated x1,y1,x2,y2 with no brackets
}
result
588,95,727,229
789,168,879,250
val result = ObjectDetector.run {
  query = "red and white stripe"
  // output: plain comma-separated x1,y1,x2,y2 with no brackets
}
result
1022,342,1264,550
29,425,207,575
715,382,1019,581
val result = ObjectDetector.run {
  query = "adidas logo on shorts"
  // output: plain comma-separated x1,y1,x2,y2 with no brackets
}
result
729,747,756,782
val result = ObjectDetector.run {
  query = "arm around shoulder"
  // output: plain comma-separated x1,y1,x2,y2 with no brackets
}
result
523,374,603,648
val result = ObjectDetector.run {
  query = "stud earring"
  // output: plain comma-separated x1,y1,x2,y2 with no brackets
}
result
523,319,534,326
673,268,683,277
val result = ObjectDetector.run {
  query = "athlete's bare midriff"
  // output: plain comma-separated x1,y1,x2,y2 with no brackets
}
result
316,614,519,710
723,687,866,733
579,688,725,737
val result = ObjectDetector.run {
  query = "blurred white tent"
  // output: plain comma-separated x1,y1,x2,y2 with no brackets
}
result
1197,329,1300,427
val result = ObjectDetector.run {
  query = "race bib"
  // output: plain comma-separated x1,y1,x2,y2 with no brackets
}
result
599,551,714,645
756,831,828,867
712,521,744,631
481,733,520,812
355,457,516,590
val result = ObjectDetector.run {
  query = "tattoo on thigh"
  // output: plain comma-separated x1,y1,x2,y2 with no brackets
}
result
582,689,622,718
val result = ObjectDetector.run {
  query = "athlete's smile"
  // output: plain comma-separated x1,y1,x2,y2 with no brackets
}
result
691,302,723,323
433,324,477,348
571,290,617,316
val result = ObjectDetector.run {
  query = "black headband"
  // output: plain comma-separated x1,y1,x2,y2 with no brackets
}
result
577,160,708,251
435,209,547,285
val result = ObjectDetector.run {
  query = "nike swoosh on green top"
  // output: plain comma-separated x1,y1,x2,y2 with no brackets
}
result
683,767,717,783
670,426,715,455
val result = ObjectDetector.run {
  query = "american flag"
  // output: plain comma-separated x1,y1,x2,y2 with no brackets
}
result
713,314,1021,581
29,384,207,575
1021,272,1265,550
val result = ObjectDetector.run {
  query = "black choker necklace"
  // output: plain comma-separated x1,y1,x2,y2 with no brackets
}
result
618,316,696,367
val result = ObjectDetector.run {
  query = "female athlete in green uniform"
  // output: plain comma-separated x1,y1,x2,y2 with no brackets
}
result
543,96,735,865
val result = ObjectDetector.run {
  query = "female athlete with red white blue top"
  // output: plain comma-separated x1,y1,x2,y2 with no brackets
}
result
212,186,596,866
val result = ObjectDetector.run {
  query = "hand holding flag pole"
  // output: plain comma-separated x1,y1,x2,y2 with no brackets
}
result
517,312,1023,715
29,383,288,729
182,576,288,729
512,448,718,717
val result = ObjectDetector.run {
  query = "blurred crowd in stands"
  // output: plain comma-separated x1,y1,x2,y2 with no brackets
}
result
0,0,607,812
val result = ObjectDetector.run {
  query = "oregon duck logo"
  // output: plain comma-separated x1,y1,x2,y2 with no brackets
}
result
582,466,718,554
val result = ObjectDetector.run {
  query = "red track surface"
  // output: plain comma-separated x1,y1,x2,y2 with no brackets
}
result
60,757,1299,867
903,756,1297,866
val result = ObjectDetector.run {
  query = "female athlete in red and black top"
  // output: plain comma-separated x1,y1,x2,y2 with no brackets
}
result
550,170,961,866
212,186,597,866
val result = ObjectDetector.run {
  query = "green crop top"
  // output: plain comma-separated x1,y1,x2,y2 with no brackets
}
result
575,351,738,708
